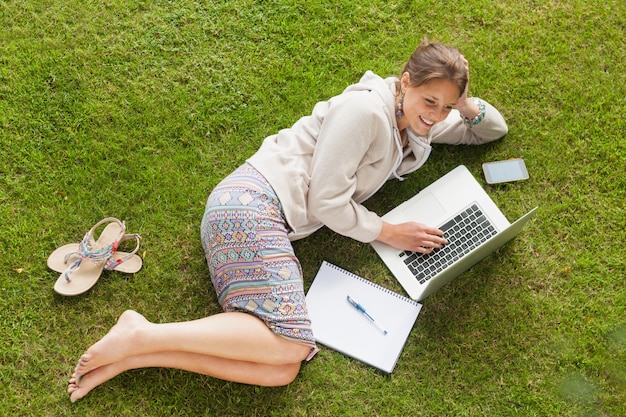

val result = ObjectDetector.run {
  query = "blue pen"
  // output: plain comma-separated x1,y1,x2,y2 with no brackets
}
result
346,295,388,335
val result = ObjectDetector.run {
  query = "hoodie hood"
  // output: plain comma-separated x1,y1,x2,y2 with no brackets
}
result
343,71,432,181
343,70,397,118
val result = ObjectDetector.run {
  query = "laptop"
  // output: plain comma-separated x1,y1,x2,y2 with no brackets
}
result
371,165,537,301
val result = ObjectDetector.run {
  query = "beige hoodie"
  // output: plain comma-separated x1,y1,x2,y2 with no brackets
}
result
247,71,507,243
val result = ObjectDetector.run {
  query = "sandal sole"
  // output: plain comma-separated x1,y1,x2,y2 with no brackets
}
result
47,243,143,274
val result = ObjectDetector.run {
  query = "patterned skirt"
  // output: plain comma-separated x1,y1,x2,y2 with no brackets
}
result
200,163,318,360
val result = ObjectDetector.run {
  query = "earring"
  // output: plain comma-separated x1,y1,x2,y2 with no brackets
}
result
396,93,404,119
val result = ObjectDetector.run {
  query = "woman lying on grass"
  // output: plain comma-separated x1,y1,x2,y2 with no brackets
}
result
68,38,507,402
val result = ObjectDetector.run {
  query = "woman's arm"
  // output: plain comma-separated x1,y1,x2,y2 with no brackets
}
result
306,92,391,243
431,57,508,145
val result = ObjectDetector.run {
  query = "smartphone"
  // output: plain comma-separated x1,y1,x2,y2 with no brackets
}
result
482,158,529,184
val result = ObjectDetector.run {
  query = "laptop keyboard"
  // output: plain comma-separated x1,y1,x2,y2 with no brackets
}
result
399,203,497,284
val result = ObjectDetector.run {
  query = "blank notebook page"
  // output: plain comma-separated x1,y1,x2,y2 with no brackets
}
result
306,261,422,373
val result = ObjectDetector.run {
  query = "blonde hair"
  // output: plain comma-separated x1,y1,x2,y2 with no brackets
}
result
400,39,468,96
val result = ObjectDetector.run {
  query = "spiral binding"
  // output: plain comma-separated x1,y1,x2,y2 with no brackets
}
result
323,261,421,306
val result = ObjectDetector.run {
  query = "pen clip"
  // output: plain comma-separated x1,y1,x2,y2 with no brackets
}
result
346,295,388,335
346,295,365,312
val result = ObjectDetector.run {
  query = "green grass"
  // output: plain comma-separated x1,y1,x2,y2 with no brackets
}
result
1,0,625,415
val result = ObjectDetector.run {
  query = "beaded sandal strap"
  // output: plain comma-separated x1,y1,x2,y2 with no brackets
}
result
63,218,126,283
104,233,142,271
62,233,141,272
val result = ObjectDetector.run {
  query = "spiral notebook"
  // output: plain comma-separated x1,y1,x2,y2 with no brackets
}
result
306,261,422,373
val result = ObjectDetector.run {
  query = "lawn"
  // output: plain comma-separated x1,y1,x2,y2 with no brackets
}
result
1,0,624,416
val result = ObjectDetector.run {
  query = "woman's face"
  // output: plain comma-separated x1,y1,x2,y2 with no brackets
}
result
397,73,460,136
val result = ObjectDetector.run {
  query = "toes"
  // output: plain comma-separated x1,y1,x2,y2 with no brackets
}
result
75,355,90,373
68,384,85,402
78,354,90,365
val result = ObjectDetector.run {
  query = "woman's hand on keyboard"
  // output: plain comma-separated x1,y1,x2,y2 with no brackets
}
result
377,221,448,253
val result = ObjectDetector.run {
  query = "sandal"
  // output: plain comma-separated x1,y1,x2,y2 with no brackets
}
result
47,233,142,274
51,217,132,296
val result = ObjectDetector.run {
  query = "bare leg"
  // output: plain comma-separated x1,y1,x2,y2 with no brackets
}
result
75,310,311,376
68,350,302,402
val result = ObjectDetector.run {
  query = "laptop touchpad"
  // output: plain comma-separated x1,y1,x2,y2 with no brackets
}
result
401,192,447,227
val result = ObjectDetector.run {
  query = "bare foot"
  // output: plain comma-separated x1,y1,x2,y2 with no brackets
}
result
75,310,149,377
68,361,125,403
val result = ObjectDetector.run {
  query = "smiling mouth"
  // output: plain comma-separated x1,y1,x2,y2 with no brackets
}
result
419,116,435,126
